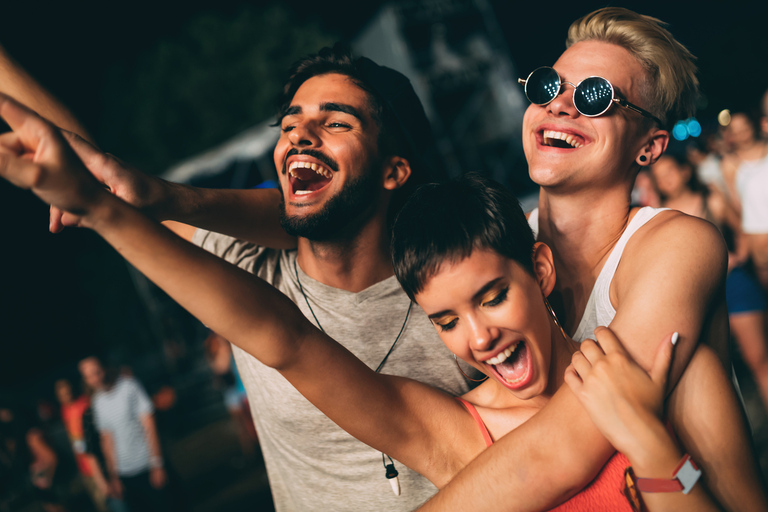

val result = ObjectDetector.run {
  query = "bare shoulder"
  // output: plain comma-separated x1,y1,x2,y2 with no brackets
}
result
621,209,726,285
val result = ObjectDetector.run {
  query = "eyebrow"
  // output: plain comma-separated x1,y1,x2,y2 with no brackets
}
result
427,277,504,320
280,103,366,124
321,102,364,121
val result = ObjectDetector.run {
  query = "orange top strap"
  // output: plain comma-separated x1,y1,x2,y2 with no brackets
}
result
455,397,493,447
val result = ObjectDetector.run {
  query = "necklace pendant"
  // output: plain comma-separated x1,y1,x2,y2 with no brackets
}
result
385,463,401,496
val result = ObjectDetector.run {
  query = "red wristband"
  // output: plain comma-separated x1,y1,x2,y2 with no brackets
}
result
634,454,702,494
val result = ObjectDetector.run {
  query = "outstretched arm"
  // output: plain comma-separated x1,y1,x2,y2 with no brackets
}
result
0,43,293,246
0,94,478,486
52,128,296,248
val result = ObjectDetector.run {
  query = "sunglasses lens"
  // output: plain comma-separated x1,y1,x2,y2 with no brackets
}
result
526,67,560,105
573,77,613,116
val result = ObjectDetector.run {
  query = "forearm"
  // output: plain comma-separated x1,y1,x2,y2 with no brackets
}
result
0,44,93,143
666,347,768,512
85,195,304,368
155,181,294,248
419,387,613,511
616,406,720,512
85,454,109,489
100,433,118,479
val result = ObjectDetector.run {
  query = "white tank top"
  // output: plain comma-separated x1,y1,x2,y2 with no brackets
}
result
528,207,666,342
735,152,768,234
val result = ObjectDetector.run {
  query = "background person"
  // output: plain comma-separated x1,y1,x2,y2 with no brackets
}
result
78,356,170,512
54,378,112,512
722,110,768,292
204,330,257,463
650,153,768,407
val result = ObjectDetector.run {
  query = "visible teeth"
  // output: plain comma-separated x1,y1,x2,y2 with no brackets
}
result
542,130,583,148
288,160,333,177
295,190,312,195
486,341,519,366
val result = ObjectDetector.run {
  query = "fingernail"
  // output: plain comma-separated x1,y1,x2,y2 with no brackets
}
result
671,332,679,346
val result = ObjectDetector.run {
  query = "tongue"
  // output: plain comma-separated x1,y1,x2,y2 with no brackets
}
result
495,343,528,382
292,168,331,192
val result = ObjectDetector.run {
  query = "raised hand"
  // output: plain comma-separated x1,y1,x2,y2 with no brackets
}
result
564,326,676,456
0,94,112,222
49,130,168,232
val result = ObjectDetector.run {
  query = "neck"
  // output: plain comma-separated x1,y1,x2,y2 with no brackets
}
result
737,140,766,160
536,184,634,331
296,212,394,292
538,185,633,280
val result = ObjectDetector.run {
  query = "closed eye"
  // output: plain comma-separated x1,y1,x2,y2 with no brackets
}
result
434,317,458,332
482,287,508,308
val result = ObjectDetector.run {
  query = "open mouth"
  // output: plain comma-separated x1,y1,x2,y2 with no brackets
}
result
287,161,333,196
484,341,532,389
541,129,584,149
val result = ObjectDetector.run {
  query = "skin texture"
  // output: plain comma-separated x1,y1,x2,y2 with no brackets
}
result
0,95,735,510
416,41,766,512
0,95,569,488
1,38,764,509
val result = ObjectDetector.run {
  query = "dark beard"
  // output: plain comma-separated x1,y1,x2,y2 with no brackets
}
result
279,169,381,241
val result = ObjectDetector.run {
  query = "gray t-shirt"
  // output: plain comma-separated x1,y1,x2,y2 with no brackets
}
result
92,376,154,477
193,229,473,511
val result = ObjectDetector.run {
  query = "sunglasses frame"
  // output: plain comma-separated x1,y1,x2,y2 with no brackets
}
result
518,66,663,126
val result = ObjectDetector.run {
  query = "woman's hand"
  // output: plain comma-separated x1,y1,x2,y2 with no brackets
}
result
564,326,676,457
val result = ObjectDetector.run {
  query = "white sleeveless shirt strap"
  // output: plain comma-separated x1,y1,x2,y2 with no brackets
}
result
571,207,668,342
528,206,668,341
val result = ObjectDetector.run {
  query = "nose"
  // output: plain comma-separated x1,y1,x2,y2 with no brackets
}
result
547,81,579,118
465,313,500,352
288,121,321,147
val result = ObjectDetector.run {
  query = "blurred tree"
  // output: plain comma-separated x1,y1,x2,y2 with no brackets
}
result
98,4,337,174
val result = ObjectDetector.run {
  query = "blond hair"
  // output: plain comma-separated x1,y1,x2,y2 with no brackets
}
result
567,7,698,128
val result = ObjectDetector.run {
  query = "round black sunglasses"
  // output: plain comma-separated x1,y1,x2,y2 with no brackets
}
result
518,66,662,126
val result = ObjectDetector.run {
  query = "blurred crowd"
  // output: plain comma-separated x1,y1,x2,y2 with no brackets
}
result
1,341,257,512
633,90,768,406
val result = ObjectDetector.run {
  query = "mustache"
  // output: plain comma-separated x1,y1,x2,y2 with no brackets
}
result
283,149,339,174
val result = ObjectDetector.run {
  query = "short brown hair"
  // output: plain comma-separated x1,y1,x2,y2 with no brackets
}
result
567,7,698,129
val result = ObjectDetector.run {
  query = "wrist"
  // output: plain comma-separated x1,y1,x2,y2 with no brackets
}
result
161,180,198,223
611,407,670,461
148,455,163,469
628,454,702,495
82,191,132,233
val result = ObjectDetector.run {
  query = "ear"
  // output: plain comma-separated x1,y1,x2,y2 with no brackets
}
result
382,156,412,191
532,242,556,297
636,129,669,166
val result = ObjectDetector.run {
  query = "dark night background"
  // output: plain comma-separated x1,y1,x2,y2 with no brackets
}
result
2,0,768,390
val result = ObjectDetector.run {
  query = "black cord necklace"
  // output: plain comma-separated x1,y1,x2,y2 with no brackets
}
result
293,257,410,496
